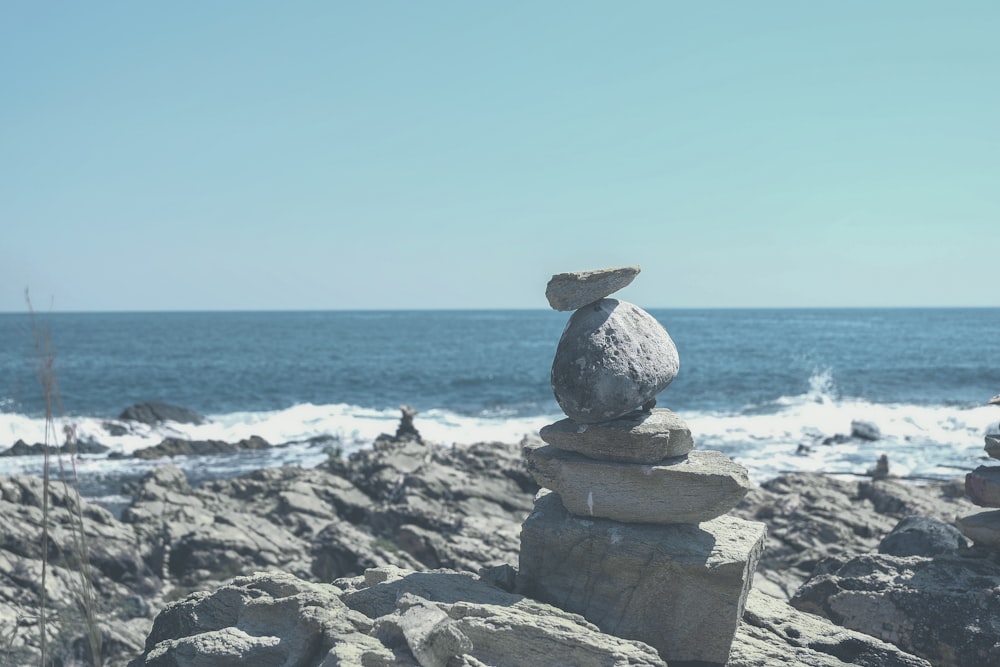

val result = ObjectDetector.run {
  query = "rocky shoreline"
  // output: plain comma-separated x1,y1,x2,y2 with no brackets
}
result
1,415,996,666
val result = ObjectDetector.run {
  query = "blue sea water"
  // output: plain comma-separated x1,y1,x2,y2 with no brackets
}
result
1,309,998,502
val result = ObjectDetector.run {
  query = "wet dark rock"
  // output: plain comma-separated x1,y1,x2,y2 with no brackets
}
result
117,401,204,426
130,435,270,460
1,438,109,457
851,420,882,441
878,516,968,557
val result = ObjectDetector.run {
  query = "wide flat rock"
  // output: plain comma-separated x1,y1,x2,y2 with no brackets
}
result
538,408,693,463
545,265,640,311
965,465,1000,507
524,443,751,524
518,490,766,665
551,299,679,423
957,509,1000,548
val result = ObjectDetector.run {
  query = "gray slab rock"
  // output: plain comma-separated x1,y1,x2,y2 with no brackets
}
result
524,444,751,523
551,299,679,423
729,589,931,667
538,408,693,463
518,490,766,665
956,509,1000,547
967,465,1000,507
128,571,394,667
373,594,472,667
791,552,1000,667
340,567,666,666
545,265,640,311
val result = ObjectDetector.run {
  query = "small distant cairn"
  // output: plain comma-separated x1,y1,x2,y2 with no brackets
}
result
517,266,766,665
957,425,1000,548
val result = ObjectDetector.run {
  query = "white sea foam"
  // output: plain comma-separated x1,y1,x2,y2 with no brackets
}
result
1,390,995,494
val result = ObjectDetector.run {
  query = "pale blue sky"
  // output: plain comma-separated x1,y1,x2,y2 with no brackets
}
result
2,2,998,311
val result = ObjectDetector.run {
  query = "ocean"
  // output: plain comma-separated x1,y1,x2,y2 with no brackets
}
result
1,308,998,508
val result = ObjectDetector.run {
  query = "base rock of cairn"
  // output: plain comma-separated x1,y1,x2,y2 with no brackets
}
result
518,266,766,666
958,426,1000,548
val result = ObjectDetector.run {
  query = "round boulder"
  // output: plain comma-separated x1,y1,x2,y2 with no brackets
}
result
551,299,679,423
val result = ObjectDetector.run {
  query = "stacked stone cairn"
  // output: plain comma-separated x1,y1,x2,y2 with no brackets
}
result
957,423,1000,548
517,266,767,666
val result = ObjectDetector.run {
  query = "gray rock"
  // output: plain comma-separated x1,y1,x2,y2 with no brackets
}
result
538,409,693,463
551,299,679,423
965,465,1000,507
128,571,394,667
791,552,1000,667
986,434,1000,460
989,393,1000,406
956,509,1000,548
341,567,667,666
730,589,931,667
118,402,204,425
373,593,472,667
518,490,766,665
545,265,640,311
878,516,967,556
850,420,881,441
523,444,751,524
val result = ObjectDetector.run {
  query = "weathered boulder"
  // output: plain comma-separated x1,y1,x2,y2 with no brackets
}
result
538,408,693,463
967,465,1000,506
524,444,750,524
117,402,204,425
518,490,766,665
878,516,968,557
791,552,1000,667
550,299,679,423
545,265,640,311
341,566,667,666
956,510,1000,548
730,589,931,667
128,571,395,667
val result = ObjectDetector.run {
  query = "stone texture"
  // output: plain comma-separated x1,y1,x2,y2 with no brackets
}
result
729,589,930,667
524,444,751,524
538,409,693,463
965,464,1000,507
341,567,667,666
986,434,1000,460
545,265,640,311
850,420,881,441
373,593,473,667
550,299,679,423
878,516,967,557
518,490,766,665
956,509,1000,548
791,552,1000,667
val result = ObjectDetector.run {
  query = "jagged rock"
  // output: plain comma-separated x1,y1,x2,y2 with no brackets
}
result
517,490,766,664
986,434,1000,459
791,552,1000,667
311,519,423,581
372,593,473,667
117,402,204,425
851,420,881,441
730,589,931,667
731,473,972,599
523,444,750,523
0,438,109,456
129,435,270,460
965,465,1000,507
545,265,640,311
878,516,968,557
340,567,667,666
128,571,395,667
550,299,679,423
538,409,693,463
956,510,1000,548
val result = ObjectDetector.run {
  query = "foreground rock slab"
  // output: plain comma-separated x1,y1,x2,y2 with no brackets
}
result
545,265,640,311
524,444,751,523
956,509,1000,548
538,408,693,463
791,552,1000,667
550,299,679,423
518,490,766,665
